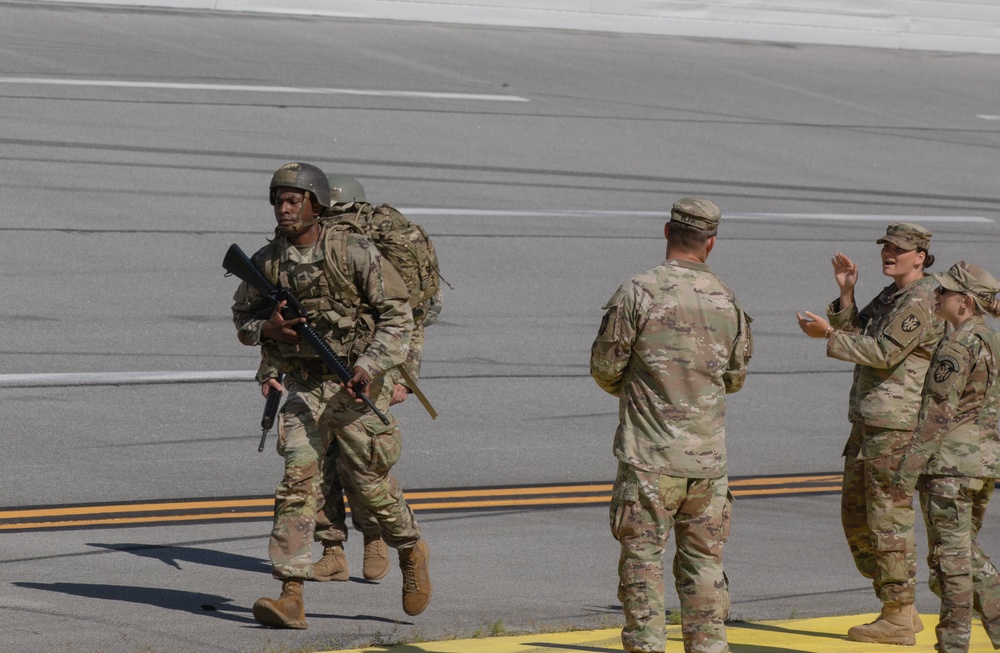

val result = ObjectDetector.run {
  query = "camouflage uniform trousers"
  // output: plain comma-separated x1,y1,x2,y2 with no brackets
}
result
610,461,732,653
841,424,918,604
314,441,382,545
918,476,1000,653
268,373,419,580
313,374,396,546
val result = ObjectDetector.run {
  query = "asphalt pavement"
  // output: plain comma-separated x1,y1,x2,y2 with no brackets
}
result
2,3,1000,653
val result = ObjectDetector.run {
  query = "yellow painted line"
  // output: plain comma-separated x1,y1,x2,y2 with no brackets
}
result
0,511,276,530
736,485,842,496
327,615,997,653
731,474,841,486
0,498,268,520
0,476,843,531
405,485,611,498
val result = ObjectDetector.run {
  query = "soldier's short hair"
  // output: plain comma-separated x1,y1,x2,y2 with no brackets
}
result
668,219,717,249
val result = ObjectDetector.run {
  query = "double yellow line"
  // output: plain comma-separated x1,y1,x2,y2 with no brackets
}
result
0,474,841,532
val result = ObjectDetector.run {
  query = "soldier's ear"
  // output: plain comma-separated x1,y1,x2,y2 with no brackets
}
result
663,222,670,240
705,235,717,256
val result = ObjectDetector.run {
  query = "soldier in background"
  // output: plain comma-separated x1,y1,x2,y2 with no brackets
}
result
311,174,439,585
797,222,945,645
230,163,431,628
591,197,752,653
892,261,1000,653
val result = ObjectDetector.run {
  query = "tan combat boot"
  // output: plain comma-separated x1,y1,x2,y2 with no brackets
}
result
363,533,390,581
847,601,917,645
311,543,349,582
398,539,431,616
252,578,307,629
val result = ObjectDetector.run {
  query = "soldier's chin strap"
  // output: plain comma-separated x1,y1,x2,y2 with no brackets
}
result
276,190,321,237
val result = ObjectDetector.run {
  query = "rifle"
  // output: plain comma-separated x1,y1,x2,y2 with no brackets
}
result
258,373,284,452
223,243,391,426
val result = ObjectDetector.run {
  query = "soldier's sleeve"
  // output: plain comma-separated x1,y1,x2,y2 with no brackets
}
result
350,238,414,380
893,339,972,491
254,347,286,384
723,301,753,394
826,292,935,369
400,324,425,387
826,297,862,332
590,284,638,396
231,281,270,346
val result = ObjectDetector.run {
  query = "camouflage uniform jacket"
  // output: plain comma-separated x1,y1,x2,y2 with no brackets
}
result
230,224,413,383
826,275,945,431
590,259,753,478
894,316,1000,491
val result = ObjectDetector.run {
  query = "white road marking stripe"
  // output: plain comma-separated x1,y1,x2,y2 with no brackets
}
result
0,76,529,102
977,115,1000,120
0,371,255,388
399,209,993,223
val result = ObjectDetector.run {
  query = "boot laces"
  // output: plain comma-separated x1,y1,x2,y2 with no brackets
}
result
401,551,419,592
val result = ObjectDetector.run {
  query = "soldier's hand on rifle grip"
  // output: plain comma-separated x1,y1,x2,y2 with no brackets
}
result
262,300,306,343
346,366,371,402
261,377,285,397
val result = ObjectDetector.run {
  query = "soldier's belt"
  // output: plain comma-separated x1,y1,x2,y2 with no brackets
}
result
296,359,351,382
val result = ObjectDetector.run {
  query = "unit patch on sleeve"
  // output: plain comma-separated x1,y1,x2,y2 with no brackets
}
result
932,355,960,384
901,314,921,332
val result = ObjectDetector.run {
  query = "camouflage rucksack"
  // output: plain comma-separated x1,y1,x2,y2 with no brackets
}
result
320,202,444,326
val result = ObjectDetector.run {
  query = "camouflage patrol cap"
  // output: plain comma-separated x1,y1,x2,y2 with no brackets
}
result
876,222,931,251
670,197,721,231
933,261,1000,310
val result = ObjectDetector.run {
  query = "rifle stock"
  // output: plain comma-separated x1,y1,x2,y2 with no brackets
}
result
224,243,391,425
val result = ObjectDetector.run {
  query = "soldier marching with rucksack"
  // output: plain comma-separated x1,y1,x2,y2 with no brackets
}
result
309,174,446,587
232,163,431,627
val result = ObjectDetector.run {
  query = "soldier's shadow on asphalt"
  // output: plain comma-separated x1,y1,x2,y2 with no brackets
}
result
514,644,813,653
87,541,271,573
13,581,259,624
12,542,405,627
13,581,406,628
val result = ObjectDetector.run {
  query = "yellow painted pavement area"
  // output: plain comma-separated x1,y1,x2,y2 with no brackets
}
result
331,614,997,652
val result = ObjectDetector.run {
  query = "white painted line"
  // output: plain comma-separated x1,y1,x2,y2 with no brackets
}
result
0,371,255,388
727,213,993,223
977,115,1000,120
0,76,529,102
398,209,994,223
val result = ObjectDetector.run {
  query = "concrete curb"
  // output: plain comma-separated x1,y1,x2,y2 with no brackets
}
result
27,0,1000,55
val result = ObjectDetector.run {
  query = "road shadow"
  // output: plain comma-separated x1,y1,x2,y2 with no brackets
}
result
734,621,848,641
12,582,407,627
87,542,270,573
514,642,813,653
13,581,257,624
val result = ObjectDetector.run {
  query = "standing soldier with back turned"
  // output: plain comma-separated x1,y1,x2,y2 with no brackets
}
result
591,197,753,653
230,162,431,629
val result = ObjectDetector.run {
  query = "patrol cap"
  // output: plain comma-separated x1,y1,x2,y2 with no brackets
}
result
876,222,932,251
670,197,721,231
933,261,1000,310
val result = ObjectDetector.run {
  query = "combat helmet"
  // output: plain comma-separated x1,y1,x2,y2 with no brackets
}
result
327,174,367,205
269,162,331,209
